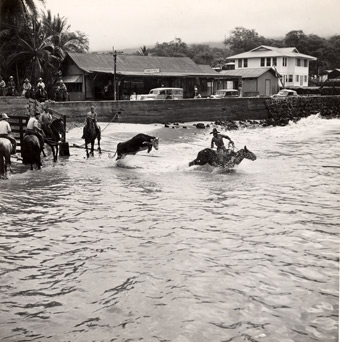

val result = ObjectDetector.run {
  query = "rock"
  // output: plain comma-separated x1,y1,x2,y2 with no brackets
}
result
196,123,206,129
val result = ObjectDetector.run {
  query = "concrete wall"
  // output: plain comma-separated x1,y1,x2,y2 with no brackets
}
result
1,95,339,125
42,97,270,124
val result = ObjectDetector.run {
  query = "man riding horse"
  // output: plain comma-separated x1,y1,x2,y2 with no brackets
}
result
81,105,100,139
0,113,17,154
25,112,45,152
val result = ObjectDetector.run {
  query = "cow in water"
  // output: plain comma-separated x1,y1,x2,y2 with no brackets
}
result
114,133,159,160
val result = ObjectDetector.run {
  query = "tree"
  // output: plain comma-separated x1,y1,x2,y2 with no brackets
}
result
149,38,188,57
224,27,268,54
0,0,42,30
284,30,309,52
136,46,149,56
0,0,44,81
41,10,89,58
187,44,214,65
4,18,59,87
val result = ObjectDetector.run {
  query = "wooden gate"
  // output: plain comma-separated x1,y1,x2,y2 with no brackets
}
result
8,116,29,153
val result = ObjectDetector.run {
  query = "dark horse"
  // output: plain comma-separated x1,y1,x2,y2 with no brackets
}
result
83,117,101,158
0,138,12,178
189,146,257,168
41,118,65,162
22,135,42,170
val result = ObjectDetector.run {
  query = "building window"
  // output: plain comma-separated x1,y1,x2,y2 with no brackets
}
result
67,83,82,92
296,59,301,66
304,75,307,82
238,59,242,68
272,57,277,66
283,57,287,67
266,57,271,66
243,59,248,68
261,58,265,67
288,75,293,82
304,59,308,67
296,75,299,82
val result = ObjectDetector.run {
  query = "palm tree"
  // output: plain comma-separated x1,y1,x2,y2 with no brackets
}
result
137,46,149,56
4,18,59,88
0,0,43,31
0,0,44,82
41,10,89,59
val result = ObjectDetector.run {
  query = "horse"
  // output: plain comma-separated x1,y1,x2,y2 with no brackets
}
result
21,135,42,170
0,138,12,178
42,118,65,162
189,146,257,168
82,117,101,158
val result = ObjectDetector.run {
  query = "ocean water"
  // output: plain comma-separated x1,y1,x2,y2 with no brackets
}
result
0,114,339,342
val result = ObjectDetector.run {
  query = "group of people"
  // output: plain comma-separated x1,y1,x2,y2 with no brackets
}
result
0,75,16,96
0,75,68,102
0,107,54,156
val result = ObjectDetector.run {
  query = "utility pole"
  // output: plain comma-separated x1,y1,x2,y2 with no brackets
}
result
112,47,117,101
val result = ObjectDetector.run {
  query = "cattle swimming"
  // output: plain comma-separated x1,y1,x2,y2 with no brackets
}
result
114,133,159,160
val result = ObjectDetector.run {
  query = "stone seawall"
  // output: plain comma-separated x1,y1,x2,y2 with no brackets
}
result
0,96,339,125
265,96,340,125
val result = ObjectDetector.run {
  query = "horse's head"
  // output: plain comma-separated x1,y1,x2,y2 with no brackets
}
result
151,137,159,150
51,118,65,135
242,146,257,161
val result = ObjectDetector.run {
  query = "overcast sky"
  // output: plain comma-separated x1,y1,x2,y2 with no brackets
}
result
41,0,340,52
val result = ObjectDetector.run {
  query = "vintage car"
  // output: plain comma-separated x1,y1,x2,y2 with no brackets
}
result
130,87,184,101
271,89,299,98
210,89,240,99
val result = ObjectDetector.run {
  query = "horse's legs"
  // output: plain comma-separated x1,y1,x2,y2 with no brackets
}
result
5,154,12,173
51,145,57,162
91,142,94,157
97,137,101,154
85,142,90,158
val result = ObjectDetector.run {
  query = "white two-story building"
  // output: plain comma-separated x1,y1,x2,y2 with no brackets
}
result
227,45,317,88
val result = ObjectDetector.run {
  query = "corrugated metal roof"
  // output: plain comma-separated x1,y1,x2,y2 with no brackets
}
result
67,53,220,76
227,45,317,60
62,75,82,83
219,67,278,78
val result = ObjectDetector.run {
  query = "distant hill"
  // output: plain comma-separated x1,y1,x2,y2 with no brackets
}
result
92,41,226,55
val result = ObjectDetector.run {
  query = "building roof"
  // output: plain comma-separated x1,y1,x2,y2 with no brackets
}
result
219,67,279,78
66,53,220,77
227,45,317,61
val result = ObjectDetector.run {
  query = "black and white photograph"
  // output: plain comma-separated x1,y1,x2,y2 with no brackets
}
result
0,0,339,341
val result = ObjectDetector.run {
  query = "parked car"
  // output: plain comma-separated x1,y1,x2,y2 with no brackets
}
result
130,87,183,100
271,89,299,99
210,89,240,99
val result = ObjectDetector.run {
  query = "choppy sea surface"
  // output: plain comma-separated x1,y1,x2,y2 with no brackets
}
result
0,114,339,342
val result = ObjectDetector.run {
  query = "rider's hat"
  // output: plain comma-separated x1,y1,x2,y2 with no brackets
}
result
9,76,14,79
1,113,9,120
24,78,29,82
38,77,42,81
34,111,41,116
210,128,220,134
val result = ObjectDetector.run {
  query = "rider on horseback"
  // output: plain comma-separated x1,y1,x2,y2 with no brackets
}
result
81,105,100,139
0,113,17,154
211,127,235,154
25,112,45,151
